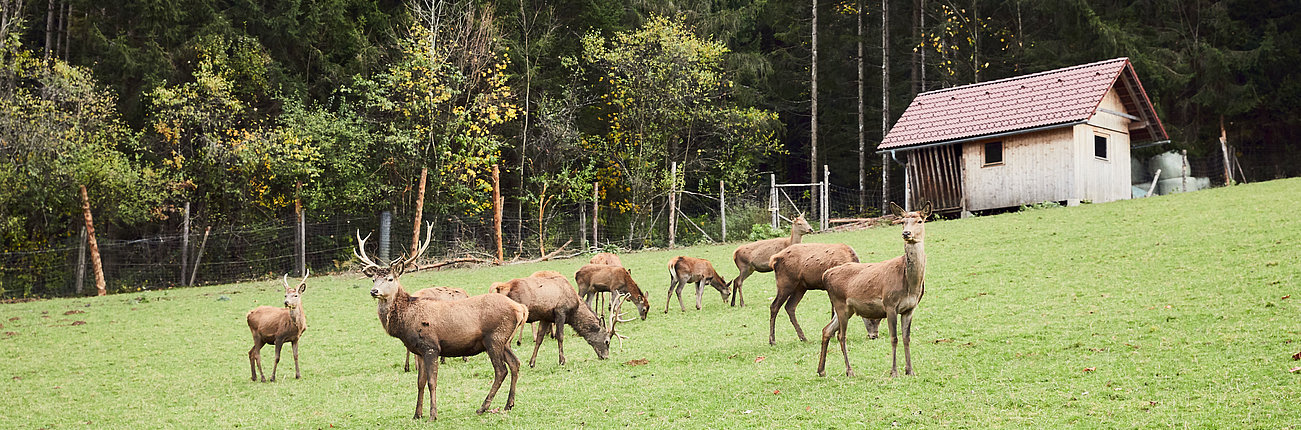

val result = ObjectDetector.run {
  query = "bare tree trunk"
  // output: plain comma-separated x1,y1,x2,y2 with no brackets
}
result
79,185,106,296
76,226,86,294
492,165,503,263
1219,116,1232,185
857,0,866,209
971,0,979,82
60,2,69,60
881,0,891,211
189,226,210,286
516,0,531,257
44,0,54,61
810,0,819,216
592,182,599,248
913,0,922,93
181,201,189,285
668,162,677,248
410,167,427,254
538,182,548,255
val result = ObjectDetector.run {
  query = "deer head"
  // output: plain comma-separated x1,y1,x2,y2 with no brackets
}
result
357,223,434,300
791,215,814,236
281,270,309,309
889,202,931,244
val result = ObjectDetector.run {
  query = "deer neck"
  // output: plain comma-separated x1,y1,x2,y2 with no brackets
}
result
903,241,926,296
384,288,413,337
289,305,305,332
572,305,606,343
789,227,805,245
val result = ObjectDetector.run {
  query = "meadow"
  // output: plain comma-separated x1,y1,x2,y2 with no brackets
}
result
2,178,1298,428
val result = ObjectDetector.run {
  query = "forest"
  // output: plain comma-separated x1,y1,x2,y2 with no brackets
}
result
1,0,1298,271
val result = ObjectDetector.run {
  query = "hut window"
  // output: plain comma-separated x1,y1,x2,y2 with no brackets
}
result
1094,134,1108,159
984,142,1003,166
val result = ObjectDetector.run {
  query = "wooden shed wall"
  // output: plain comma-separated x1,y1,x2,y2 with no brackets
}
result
960,126,1076,211
1073,88,1133,204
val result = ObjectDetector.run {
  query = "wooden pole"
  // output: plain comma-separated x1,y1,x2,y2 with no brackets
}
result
411,168,427,255
668,162,677,248
1181,150,1189,193
75,226,86,294
592,182,599,248
810,0,820,219
181,201,189,285
189,226,210,286
822,164,830,231
719,180,726,242
770,174,778,228
79,185,106,296
296,181,305,278
881,0,891,214
538,182,548,256
857,0,866,209
1219,116,1232,185
492,165,503,263
581,204,588,250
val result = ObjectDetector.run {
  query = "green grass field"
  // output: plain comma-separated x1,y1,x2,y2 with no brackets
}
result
3,178,1299,428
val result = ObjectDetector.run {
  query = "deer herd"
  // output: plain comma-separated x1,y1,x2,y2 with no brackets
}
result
243,202,934,420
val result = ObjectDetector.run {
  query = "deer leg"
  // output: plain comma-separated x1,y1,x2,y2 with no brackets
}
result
694,281,704,310
768,288,791,345
528,320,548,368
676,282,687,312
270,341,283,382
249,340,264,382
817,312,839,377
478,342,509,415
886,311,900,378
785,289,810,342
731,268,751,307
664,278,676,313
503,345,521,411
405,350,411,372
837,307,854,377
901,311,915,376
292,340,301,379
863,318,881,340
554,313,568,365
425,353,439,421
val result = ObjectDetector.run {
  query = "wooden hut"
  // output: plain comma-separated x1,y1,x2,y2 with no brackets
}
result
879,58,1168,215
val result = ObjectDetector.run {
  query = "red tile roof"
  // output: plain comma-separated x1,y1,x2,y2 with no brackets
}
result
879,58,1167,150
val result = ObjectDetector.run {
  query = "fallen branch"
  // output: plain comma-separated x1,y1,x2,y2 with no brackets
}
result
515,239,573,264
418,257,491,271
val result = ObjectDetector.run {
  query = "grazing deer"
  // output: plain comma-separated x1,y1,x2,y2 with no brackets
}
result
246,271,309,382
576,263,649,321
357,227,528,420
405,286,470,372
730,215,814,307
589,252,623,267
665,256,732,312
818,202,931,378
767,242,858,345
492,271,630,367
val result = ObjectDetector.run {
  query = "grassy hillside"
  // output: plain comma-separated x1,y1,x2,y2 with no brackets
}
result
2,178,1298,428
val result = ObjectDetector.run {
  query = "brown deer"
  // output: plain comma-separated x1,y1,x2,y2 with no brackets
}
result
767,242,858,345
576,263,649,321
246,270,310,382
491,271,630,367
730,215,814,307
818,202,931,378
357,228,528,420
589,252,623,267
665,256,732,312
405,286,470,372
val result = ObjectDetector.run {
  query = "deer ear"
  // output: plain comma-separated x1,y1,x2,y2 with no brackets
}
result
362,266,379,277
889,202,905,218
298,283,307,294
920,202,933,219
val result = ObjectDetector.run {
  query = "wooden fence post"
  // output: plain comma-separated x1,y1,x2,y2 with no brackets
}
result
411,168,427,258
822,164,830,231
770,173,777,228
1219,116,1232,185
492,165,503,263
592,182,599,248
668,161,677,248
719,180,726,242
181,201,189,285
79,185,106,296
76,226,86,294
189,226,210,286
296,181,306,278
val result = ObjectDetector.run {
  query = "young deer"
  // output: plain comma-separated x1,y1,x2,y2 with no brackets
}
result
731,215,814,307
246,271,309,382
818,202,931,377
492,271,630,367
358,228,528,420
665,256,732,312
576,263,649,321
589,252,623,267
768,242,858,345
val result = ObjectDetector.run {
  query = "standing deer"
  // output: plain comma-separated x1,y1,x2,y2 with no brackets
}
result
246,270,309,382
405,286,470,372
767,242,858,345
665,256,732,312
357,227,528,420
576,263,649,321
730,215,814,307
491,271,630,367
818,202,931,377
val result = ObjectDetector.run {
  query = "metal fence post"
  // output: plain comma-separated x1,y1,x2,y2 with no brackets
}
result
719,180,726,242
379,210,392,262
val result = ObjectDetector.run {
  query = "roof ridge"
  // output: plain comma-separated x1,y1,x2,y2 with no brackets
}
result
916,57,1129,97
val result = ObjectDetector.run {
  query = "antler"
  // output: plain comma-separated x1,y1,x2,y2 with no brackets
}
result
606,292,634,350
354,231,383,271
396,222,435,272
300,268,310,285
281,273,290,290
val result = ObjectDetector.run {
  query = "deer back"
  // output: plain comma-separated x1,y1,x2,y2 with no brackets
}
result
771,243,859,290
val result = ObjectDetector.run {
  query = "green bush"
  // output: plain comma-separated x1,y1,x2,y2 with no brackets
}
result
746,223,785,241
